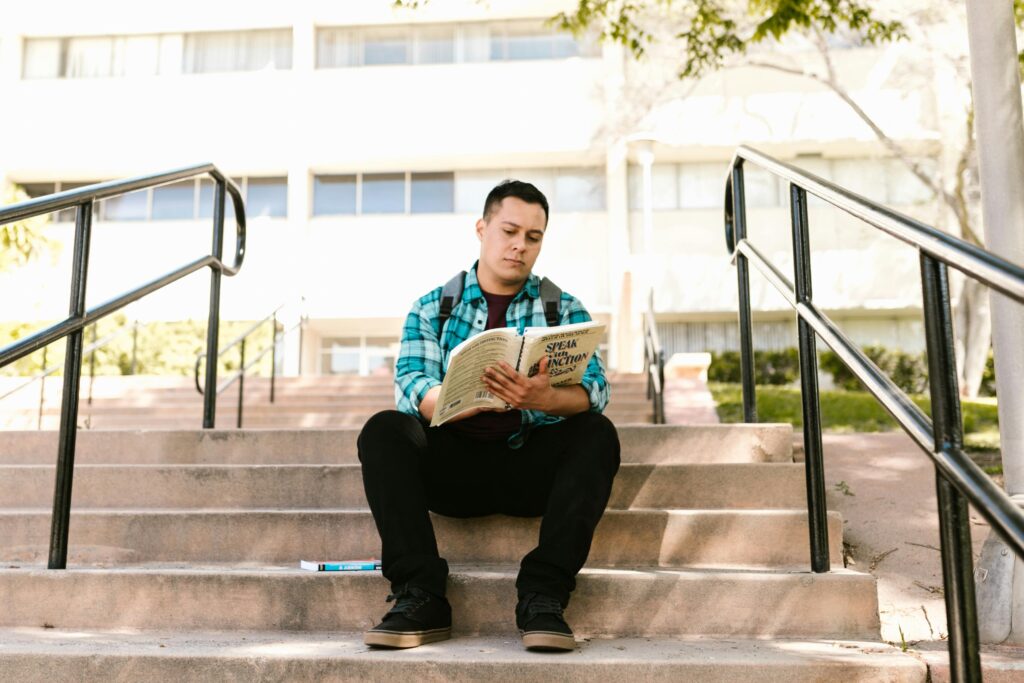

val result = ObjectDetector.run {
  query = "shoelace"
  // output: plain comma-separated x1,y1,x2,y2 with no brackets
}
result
523,594,564,620
385,588,428,616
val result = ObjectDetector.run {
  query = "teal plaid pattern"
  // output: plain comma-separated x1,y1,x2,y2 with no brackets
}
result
395,262,610,448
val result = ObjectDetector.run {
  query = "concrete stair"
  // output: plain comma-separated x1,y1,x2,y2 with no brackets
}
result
0,424,926,680
0,373,658,429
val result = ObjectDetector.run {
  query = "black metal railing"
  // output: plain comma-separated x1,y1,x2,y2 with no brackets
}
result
0,164,246,569
641,289,666,424
725,145,1024,682
194,302,305,429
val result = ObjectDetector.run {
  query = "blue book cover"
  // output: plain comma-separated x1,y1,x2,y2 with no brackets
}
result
300,560,381,571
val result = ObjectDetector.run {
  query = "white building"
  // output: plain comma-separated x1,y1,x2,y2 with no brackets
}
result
0,1,941,375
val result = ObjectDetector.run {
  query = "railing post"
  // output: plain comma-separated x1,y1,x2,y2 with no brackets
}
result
921,254,981,682
49,199,93,570
130,321,138,375
730,163,757,421
202,180,226,429
270,312,277,404
790,184,830,573
88,324,97,406
237,338,245,429
37,347,47,430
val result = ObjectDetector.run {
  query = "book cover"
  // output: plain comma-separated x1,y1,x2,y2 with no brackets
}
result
300,560,382,572
430,320,605,427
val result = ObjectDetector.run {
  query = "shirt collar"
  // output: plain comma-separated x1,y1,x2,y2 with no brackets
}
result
466,261,540,303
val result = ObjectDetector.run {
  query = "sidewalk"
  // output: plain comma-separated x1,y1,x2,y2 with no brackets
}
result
820,431,1023,678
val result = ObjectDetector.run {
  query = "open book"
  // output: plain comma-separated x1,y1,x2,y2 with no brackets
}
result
430,320,605,427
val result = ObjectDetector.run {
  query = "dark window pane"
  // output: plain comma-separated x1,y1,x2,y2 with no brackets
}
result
198,178,237,221
411,172,454,213
313,175,357,215
102,189,149,221
246,177,288,218
362,173,405,213
364,30,408,65
152,180,195,220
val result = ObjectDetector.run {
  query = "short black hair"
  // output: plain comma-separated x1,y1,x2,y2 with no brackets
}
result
482,179,549,226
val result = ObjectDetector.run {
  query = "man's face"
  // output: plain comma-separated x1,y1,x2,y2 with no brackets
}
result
475,197,546,292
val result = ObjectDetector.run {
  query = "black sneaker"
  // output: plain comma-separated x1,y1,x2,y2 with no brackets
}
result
515,592,576,651
364,585,452,648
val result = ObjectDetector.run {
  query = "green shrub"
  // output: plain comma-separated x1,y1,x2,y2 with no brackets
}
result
979,350,996,397
709,349,800,385
819,345,928,395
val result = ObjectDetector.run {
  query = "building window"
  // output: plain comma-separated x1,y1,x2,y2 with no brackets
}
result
246,177,288,218
362,27,409,65
183,29,293,74
313,175,357,215
15,175,285,222
316,20,595,69
490,21,586,61
411,172,455,213
101,189,149,221
151,180,196,220
361,173,406,214
197,179,237,221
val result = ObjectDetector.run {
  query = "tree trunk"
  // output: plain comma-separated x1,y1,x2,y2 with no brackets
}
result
952,275,992,398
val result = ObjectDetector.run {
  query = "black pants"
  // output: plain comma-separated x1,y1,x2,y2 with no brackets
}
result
357,410,621,606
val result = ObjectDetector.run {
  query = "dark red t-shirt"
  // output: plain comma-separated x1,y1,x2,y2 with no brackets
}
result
444,289,523,440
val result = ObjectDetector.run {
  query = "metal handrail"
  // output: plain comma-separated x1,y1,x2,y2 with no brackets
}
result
641,289,666,423
193,302,305,428
725,145,1024,682
0,164,246,570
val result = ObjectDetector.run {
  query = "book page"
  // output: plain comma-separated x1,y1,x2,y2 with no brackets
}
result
431,328,520,426
519,321,605,387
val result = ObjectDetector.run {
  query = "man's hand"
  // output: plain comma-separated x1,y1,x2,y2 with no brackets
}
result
418,385,497,423
482,356,591,416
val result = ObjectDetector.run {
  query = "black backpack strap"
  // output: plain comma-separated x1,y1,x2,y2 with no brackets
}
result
539,276,562,327
438,270,466,329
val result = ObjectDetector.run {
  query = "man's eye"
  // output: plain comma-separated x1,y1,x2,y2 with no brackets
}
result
527,236,540,243
504,230,515,235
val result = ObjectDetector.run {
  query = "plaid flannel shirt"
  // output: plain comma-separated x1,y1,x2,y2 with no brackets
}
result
395,262,610,448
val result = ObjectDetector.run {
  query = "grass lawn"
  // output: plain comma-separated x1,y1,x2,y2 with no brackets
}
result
709,383,1001,465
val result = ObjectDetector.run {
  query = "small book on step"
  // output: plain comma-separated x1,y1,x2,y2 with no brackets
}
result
300,560,382,571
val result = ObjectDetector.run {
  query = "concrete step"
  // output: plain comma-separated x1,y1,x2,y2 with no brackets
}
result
0,424,793,465
0,508,843,568
46,396,659,415
0,630,926,682
0,463,810,511
0,565,880,639
4,412,658,430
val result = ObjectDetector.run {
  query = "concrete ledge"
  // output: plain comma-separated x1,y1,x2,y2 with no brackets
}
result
0,509,844,568
0,630,926,682
0,566,880,639
0,463,810,510
0,424,793,465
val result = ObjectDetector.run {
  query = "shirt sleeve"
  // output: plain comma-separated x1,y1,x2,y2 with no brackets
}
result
560,294,610,413
394,293,444,418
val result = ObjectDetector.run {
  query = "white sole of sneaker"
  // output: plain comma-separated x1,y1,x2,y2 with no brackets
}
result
522,631,576,651
364,627,451,649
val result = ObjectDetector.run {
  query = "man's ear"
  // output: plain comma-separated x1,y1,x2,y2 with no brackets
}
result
475,218,486,241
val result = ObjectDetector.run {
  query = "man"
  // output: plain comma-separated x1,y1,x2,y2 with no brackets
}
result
357,179,620,652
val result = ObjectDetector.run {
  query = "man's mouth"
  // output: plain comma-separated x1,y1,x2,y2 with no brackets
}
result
504,258,525,266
